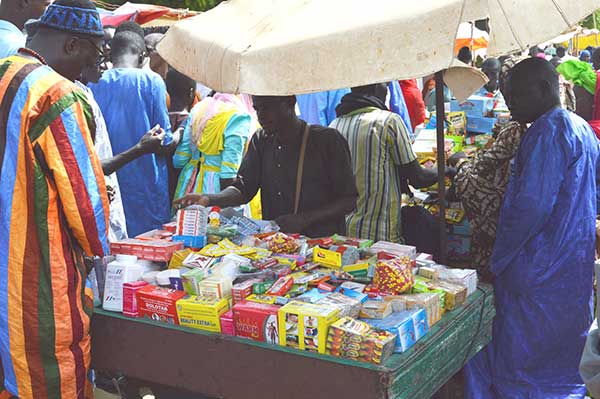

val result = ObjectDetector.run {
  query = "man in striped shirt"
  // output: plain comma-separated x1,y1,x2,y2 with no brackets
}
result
331,83,437,243
0,1,109,397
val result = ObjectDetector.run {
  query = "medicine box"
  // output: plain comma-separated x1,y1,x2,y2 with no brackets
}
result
136,285,187,325
176,295,230,332
278,301,340,354
233,300,281,343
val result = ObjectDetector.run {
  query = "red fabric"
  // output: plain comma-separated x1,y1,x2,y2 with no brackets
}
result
399,79,426,130
590,71,600,140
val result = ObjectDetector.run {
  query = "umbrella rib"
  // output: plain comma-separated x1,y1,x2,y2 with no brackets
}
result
549,0,572,27
494,0,524,50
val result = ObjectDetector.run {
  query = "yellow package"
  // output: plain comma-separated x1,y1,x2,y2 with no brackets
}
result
176,295,230,332
313,247,342,269
278,301,340,354
168,249,193,269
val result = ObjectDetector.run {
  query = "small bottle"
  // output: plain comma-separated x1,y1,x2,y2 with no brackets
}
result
208,206,221,227
103,255,143,312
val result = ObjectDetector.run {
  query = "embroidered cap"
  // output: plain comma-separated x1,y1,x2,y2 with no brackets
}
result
39,3,104,37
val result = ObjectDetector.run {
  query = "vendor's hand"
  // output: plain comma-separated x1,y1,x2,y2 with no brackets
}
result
275,214,308,234
137,125,166,154
447,151,466,167
106,184,115,203
173,193,210,208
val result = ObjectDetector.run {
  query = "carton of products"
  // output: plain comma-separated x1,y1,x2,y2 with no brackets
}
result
176,295,230,332
317,292,361,318
413,276,466,311
122,281,148,317
136,285,187,325
220,310,236,336
330,235,374,249
313,246,360,269
181,268,209,296
175,205,209,237
232,279,261,304
326,317,396,364
233,300,281,344
433,266,478,296
198,275,233,300
363,312,417,353
409,308,429,340
278,301,341,354
384,293,442,326
359,300,393,319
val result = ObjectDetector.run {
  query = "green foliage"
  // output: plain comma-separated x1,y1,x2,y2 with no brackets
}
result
582,10,600,30
103,0,223,11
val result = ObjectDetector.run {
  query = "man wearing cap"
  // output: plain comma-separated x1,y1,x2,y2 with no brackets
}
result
0,1,110,398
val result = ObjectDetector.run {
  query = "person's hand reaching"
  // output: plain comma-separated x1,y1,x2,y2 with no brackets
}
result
136,125,166,154
173,193,210,209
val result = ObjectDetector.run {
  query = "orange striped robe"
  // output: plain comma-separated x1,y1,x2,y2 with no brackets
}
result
0,56,109,398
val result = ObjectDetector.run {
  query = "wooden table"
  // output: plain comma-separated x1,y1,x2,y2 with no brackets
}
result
91,284,494,399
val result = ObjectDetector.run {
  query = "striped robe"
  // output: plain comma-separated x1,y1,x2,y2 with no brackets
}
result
0,56,109,398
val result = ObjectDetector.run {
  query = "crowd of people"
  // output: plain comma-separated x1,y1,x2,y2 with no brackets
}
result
0,0,600,398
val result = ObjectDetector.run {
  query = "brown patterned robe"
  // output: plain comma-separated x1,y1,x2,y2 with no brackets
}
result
454,122,526,280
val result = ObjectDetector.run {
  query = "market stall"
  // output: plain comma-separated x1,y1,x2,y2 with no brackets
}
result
91,283,493,399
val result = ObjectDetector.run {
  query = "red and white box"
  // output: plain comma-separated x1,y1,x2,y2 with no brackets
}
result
232,279,261,304
233,300,280,344
110,239,183,262
175,206,208,236
122,281,148,317
136,285,186,325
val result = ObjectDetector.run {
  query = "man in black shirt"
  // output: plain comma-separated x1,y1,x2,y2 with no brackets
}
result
174,95,358,237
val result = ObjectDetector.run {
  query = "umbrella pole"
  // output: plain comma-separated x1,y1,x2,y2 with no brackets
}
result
435,71,447,263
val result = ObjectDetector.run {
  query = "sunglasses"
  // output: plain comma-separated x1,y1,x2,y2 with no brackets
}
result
77,37,108,68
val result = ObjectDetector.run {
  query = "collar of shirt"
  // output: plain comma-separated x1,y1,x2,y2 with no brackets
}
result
0,20,23,36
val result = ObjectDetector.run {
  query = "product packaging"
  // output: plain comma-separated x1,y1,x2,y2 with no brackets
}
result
373,257,414,294
198,275,233,300
384,293,442,326
233,300,281,344
317,292,361,318
278,301,341,353
136,285,187,325
110,239,183,262
359,300,393,319
413,276,466,311
326,317,396,364
232,279,261,304
363,312,417,353
220,310,236,336
122,281,149,317
181,268,209,296
176,295,230,332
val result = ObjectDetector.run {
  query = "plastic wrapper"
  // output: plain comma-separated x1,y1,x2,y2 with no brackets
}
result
373,257,414,294
265,233,300,254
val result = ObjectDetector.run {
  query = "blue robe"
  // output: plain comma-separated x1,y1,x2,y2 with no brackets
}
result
465,108,600,398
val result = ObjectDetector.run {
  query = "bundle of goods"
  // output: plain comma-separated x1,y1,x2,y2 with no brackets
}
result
98,205,480,365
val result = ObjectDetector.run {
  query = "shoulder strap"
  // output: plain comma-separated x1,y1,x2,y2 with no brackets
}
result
294,124,310,215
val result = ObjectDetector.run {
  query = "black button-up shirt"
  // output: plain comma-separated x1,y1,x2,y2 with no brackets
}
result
233,123,358,237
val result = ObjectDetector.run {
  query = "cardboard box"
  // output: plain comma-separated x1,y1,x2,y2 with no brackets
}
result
232,279,261,304
409,308,429,340
466,116,497,134
363,312,417,353
220,310,236,336
413,276,467,311
176,295,230,332
313,246,359,269
278,301,340,354
384,293,442,327
233,300,281,344
317,292,361,318
359,300,393,319
181,268,209,296
122,281,148,317
136,285,187,325
175,205,208,237
450,96,495,117
326,317,396,364
198,275,232,300
110,239,183,262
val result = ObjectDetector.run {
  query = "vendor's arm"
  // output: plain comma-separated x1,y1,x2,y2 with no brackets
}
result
102,125,165,175
387,114,438,188
490,120,568,275
174,130,263,208
276,130,358,233
150,74,181,156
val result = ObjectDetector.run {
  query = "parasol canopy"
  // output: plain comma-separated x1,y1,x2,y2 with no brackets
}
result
158,0,599,95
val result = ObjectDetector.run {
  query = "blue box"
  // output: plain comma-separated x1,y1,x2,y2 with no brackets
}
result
363,312,417,353
450,96,495,117
172,235,207,249
409,309,429,340
466,116,497,134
